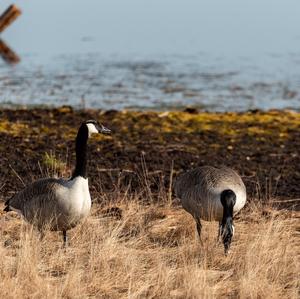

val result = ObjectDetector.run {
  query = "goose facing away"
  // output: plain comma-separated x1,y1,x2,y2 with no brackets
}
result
4,120,111,245
174,166,246,254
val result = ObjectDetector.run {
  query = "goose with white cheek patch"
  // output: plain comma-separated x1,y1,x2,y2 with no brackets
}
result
3,120,111,246
174,166,246,255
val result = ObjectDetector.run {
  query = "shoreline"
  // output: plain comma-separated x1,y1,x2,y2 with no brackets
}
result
0,103,299,113
0,107,299,208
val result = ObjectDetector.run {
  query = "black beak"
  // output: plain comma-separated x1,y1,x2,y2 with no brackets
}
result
97,124,111,134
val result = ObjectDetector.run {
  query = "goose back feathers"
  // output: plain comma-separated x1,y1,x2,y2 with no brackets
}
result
174,166,246,221
4,177,91,231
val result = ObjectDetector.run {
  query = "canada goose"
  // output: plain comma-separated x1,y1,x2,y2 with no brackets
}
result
174,166,246,254
3,120,111,245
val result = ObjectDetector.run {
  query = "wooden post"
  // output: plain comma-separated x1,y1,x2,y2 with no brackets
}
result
0,4,21,64
0,4,21,33
0,38,20,63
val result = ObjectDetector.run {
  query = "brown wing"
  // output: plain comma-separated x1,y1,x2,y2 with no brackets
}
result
5,177,65,212
174,166,245,201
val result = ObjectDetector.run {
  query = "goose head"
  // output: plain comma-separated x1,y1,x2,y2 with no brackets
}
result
85,120,111,137
220,189,236,255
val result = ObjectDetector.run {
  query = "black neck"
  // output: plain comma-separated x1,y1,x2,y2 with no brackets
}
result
221,204,234,225
220,189,235,224
71,124,89,179
220,189,236,254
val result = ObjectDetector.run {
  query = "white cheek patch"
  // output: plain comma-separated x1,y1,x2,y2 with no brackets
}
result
86,123,98,137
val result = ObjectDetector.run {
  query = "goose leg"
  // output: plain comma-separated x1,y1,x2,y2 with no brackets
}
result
62,230,68,247
195,217,203,245
217,221,222,242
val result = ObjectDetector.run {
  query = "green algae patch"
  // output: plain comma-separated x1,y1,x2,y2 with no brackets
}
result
170,110,300,135
0,108,299,203
0,119,29,137
112,110,300,139
1,109,298,139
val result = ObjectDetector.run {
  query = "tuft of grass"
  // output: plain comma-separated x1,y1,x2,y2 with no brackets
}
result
42,151,69,178
0,198,298,299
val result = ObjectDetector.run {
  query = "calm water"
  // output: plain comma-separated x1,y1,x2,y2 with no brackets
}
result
0,0,300,111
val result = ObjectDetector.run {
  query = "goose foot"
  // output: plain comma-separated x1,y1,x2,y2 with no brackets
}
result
62,230,68,247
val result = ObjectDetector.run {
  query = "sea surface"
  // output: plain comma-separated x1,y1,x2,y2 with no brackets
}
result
0,0,300,111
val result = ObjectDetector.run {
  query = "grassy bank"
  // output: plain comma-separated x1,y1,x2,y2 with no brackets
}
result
0,199,298,298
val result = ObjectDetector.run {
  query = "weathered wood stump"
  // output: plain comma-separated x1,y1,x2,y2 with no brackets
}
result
0,4,21,33
0,38,19,63
0,4,21,64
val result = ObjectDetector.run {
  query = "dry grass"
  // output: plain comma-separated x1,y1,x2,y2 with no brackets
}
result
0,198,299,299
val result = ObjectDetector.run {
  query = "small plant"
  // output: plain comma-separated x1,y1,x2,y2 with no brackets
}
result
42,151,68,177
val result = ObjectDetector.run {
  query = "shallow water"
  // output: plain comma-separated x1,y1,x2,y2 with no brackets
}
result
1,0,300,111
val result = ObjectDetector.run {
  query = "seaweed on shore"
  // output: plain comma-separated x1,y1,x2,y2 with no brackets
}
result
0,107,299,208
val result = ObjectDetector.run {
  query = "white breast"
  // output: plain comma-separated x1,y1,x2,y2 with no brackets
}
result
57,176,92,218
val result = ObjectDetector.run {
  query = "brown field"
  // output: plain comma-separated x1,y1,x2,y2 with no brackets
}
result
0,108,299,298
0,196,299,299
